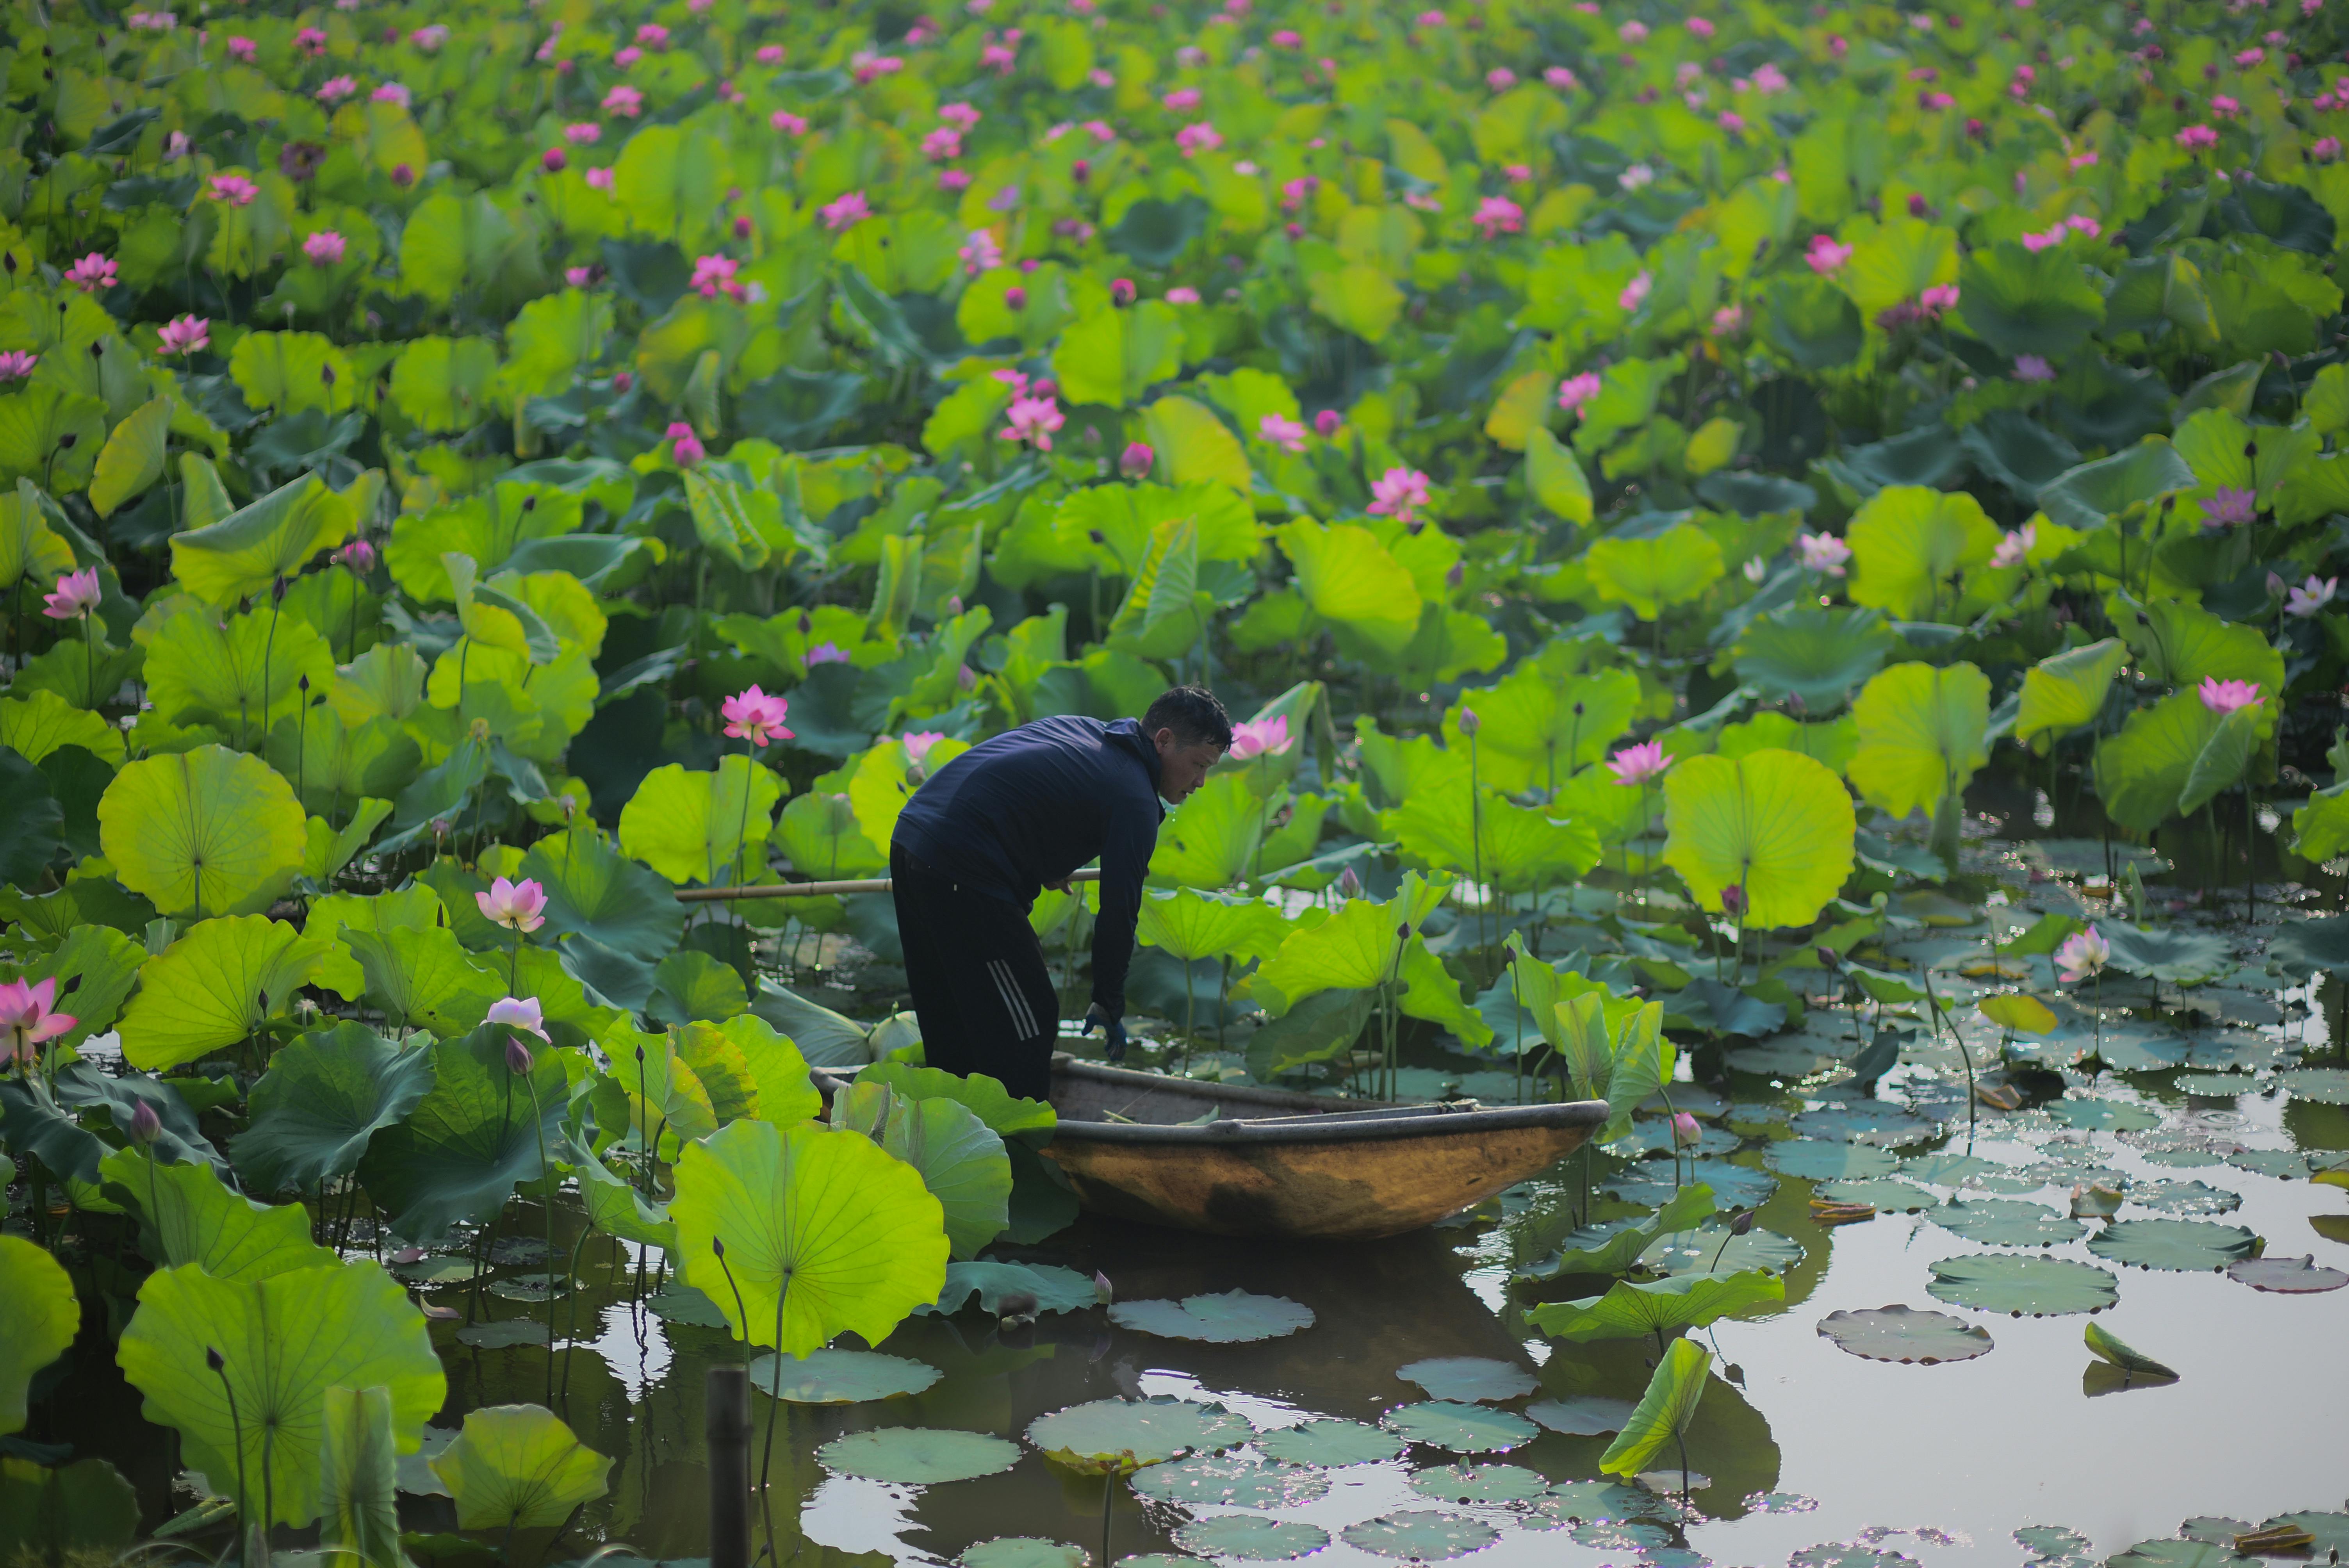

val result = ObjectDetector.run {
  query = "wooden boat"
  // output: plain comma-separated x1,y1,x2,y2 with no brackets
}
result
1033,1055,1606,1241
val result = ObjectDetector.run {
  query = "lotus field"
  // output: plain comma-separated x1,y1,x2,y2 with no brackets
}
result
6,0,2349,1560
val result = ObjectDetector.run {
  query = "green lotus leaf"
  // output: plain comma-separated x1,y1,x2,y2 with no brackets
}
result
1980,994,2059,1035
342,924,492,1035
21,923,144,1051
925,1260,1098,1317
617,757,782,886
1142,394,1253,490
1027,1396,1251,1474
1661,748,1855,928
1395,1357,1537,1403
1408,1462,1548,1504
1388,784,1601,891
1846,485,2000,622
1444,661,1642,793
2037,440,2199,533
1732,605,1898,713
99,1146,335,1281
748,1348,941,1404
2016,640,2128,755
117,1259,444,1527
1136,887,1291,962
671,1118,948,1357
1637,1222,1805,1276
1848,661,1991,820
1,688,126,766
1717,712,1859,774
1132,1453,1329,1508
98,745,307,920
2267,916,2349,977
319,1384,405,1568
829,1081,1011,1260
1276,519,1421,653
649,949,750,1025
429,1404,611,1531
1257,1418,1403,1465
2087,1219,2258,1272
168,474,356,607
1956,240,2107,358
1173,1516,1331,1561
1250,871,1448,1012
1816,1304,1993,1364
2119,599,2286,705
1148,769,1270,888
0,1235,78,1435
2083,1320,2179,1380
1585,522,1724,621
2099,923,2232,985
2092,693,2230,834
1342,1512,1501,1562
1930,1197,2085,1246
1379,1400,1538,1453
1598,1338,1711,1479
1526,1396,1636,1437
1815,1177,1934,1213
1526,425,1595,525
1107,1289,1315,1343
354,1025,572,1244
118,915,334,1072
960,1539,1089,1568
384,485,584,602
853,1060,1056,1146
1051,301,1183,410
2278,1067,2349,1104
0,1456,139,1561
233,1022,435,1195
1527,1269,1785,1342
817,1427,1022,1486
1521,1182,1719,1278
1927,1255,2117,1316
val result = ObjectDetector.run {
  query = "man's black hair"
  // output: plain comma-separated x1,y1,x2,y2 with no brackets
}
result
1142,685,1234,750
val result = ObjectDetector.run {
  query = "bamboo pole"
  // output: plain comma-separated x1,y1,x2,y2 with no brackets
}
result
675,868,1102,903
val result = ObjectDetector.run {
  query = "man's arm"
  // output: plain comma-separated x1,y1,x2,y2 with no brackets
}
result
1087,790,1158,1026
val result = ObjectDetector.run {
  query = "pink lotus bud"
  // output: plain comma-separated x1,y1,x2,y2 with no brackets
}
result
1670,1111,1700,1148
542,147,567,172
506,1034,536,1074
1110,277,1135,305
130,1099,162,1145
1458,706,1481,738
1119,442,1154,478
1004,285,1027,310
1314,409,1340,437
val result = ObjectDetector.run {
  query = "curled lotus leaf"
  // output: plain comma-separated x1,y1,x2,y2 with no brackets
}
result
1816,1305,1995,1364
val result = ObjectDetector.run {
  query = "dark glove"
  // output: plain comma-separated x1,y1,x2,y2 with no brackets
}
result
1084,1002,1128,1063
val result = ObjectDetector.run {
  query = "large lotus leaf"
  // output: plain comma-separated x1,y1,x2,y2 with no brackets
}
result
1148,769,1269,888
20,923,143,1052
319,1384,403,1568
1662,749,1855,929
2016,639,2128,754
2037,441,2199,536
1527,424,1595,524
1379,1401,1539,1453
1929,1198,2085,1247
0,688,125,767
925,1260,1099,1317
99,1146,334,1281
1258,1419,1404,1465
854,1060,1057,1147
0,1235,77,1435
1816,1304,1993,1364
1527,1183,1719,1276
1638,1223,1806,1276
1136,887,1290,962
1526,1396,1636,1436
2121,600,2285,707
617,757,782,886
1250,873,1449,1009
960,1540,1088,1568
232,1023,434,1194
2099,923,2232,986
1133,1453,1330,1507
1848,661,1991,819
2087,1219,2258,1272
2094,694,2229,834
1142,394,1253,490
1444,661,1643,792
1846,486,2000,621
2267,916,2349,977
168,474,356,607
1342,1512,1501,1561
1586,522,1725,621
98,745,306,920
1957,240,2107,358
516,827,683,962
560,1130,675,1250
0,1457,139,1560
117,915,334,1071
1597,1338,1711,1479
1389,785,1601,891
145,606,335,739
1397,1358,1538,1403
1108,1290,1315,1343
1174,1517,1332,1561
1530,1270,1785,1343
118,1259,444,1527
355,1025,572,1245
817,1427,1022,1484
1733,605,1898,711
430,1404,611,1531
1026,1396,1250,1474
344,924,495,1035
829,1082,1011,1260
1276,519,1420,652
672,1118,947,1358
749,1348,941,1403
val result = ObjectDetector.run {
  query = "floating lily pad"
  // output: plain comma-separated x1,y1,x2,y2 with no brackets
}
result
2180,1518,2254,1544
1568,1519,1676,1550
2224,1254,2349,1293
2278,1068,2349,1104
1749,1491,1821,1514
645,1285,731,1327
1408,1462,1549,1503
1340,1512,1501,1561
961,1540,1089,1568
1817,1305,1995,1364
817,1427,1023,1484
1791,1547,1918,1568
2172,1074,2255,1098
1027,1398,1249,1472
454,1319,549,1349
2139,1147,2228,1168
2126,1180,2240,1217
1524,1396,1635,1437
1929,1197,2085,1247
1380,1401,1539,1453
1128,1455,1327,1508
394,1257,476,1286
2224,1149,2308,1179
1763,1140,1900,1180
1899,1153,2005,1187
2017,1527,2092,1558
2103,1540,2247,1568
1118,1558,1209,1568
1535,1481,1661,1523
1816,1178,1934,1213
1108,1290,1314,1343
2260,1516,2349,1556
486,1273,567,1301
1256,1419,1403,1466
2045,1098,2163,1131
1608,1121,1742,1159
1395,1356,1536,1403
1790,1104,1938,1146
2087,1219,2259,1272
1926,1254,2119,1316
1171,1516,1330,1562
1638,1224,1805,1275
396,1427,458,1496
749,1349,941,1404
1604,1158,1779,1209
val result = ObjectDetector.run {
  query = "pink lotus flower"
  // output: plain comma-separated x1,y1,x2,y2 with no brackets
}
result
2013,354,2055,383
226,35,257,60
757,45,786,63
821,191,872,230
1164,86,1202,110
315,74,358,103
2198,677,2262,715
476,876,548,933
667,421,705,465
2287,576,2339,618
1608,739,1673,784
2211,94,2242,118
602,84,643,116
724,685,795,747
210,173,259,205
901,731,947,764
772,110,809,135
2199,486,2257,527
1273,28,1301,46
585,167,615,191
1557,371,1604,415
1545,66,1577,87
1258,413,1308,453
805,642,852,666
1800,532,1851,575
303,230,347,266
42,568,100,620
613,45,643,68
159,315,208,355
853,50,907,82
922,127,962,160
939,169,973,192
486,995,549,1041
2176,124,2220,149
542,147,569,173
1085,119,1117,143
1618,271,1653,312
0,351,36,383
1919,283,1960,314
1001,395,1065,451
1712,303,1745,335
1687,14,1716,36
1805,234,1852,274
565,122,602,144
941,102,982,129
980,42,1015,71
371,82,411,107
635,21,670,48
1110,277,1136,305
2317,137,2345,162
1486,67,1517,91
1619,18,1649,39
690,253,745,301
1368,467,1432,527
1175,122,1223,157
1165,286,1200,304
296,25,329,53
564,265,594,287
1991,522,2036,568
2055,925,2109,984
64,253,116,292
1228,715,1292,759
959,230,1003,275
1119,442,1155,478
408,23,447,50
0,977,75,1065
1472,196,1524,238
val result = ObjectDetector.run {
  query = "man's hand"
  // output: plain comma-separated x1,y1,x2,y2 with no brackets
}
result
1082,1002,1128,1063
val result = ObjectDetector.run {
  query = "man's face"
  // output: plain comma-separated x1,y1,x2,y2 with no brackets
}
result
1153,730,1226,804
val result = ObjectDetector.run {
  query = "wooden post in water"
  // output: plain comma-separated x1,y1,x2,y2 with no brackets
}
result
707,1367,750,1568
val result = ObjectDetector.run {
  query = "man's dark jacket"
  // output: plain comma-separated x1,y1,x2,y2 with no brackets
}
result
891,715,1163,1019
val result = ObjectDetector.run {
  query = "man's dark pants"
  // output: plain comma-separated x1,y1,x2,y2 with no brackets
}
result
889,843,1061,1102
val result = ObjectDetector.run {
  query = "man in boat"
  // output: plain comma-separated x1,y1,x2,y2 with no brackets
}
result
889,687,1232,1100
